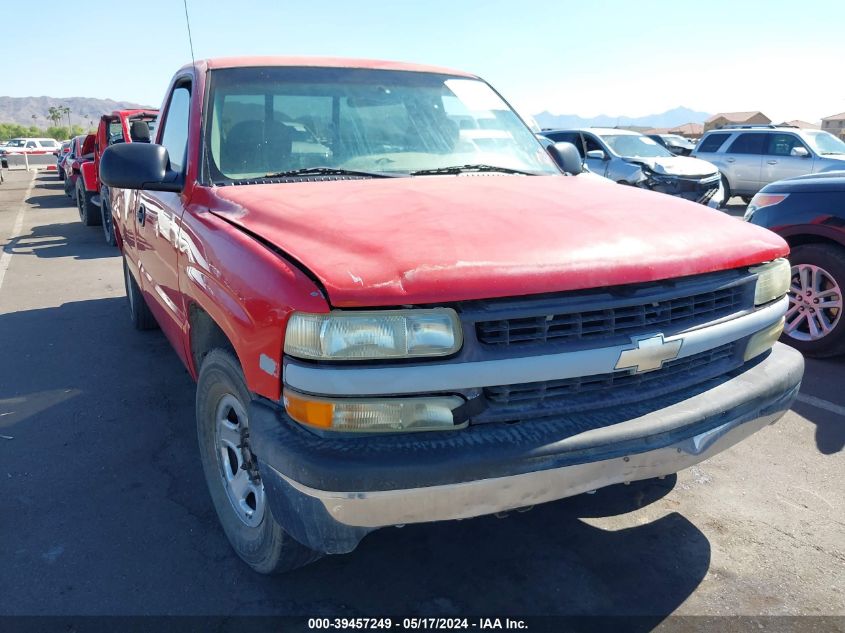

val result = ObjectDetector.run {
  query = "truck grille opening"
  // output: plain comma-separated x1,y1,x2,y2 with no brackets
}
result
479,343,739,422
476,284,745,347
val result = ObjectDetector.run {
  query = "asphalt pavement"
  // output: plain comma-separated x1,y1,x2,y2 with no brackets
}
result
0,169,843,621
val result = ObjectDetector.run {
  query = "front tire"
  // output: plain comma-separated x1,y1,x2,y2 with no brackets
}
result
783,244,845,357
76,179,101,226
196,349,321,574
101,189,116,246
122,256,158,330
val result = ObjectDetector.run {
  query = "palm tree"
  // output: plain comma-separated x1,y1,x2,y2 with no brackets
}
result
47,106,63,128
60,106,71,129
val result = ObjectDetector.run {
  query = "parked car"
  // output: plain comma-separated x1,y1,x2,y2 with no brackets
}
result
648,134,696,156
56,140,71,180
0,137,60,168
100,56,802,574
692,125,845,204
89,109,159,243
0,137,61,156
745,171,845,356
543,128,723,206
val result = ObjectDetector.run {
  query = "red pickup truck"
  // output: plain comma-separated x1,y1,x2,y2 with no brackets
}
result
101,57,804,574
76,109,159,244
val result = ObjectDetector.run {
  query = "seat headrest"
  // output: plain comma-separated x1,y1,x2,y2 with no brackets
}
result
129,121,151,143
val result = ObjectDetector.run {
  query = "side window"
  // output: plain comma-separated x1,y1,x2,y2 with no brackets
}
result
544,133,584,157
25,141,36,148
584,134,603,153
159,84,191,173
727,133,765,155
697,133,730,153
766,133,807,156
108,121,124,145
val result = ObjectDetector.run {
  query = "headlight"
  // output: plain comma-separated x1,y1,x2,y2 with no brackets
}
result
745,193,789,221
283,389,465,433
284,308,462,360
751,258,791,305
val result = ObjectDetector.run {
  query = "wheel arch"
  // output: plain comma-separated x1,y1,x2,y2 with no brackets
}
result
188,302,243,379
781,229,845,254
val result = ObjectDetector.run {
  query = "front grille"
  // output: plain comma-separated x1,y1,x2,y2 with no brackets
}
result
479,343,739,422
476,284,745,347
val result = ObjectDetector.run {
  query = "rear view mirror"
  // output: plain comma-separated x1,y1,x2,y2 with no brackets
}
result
100,142,182,192
790,146,809,158
546,141,583,175
586,149,607,161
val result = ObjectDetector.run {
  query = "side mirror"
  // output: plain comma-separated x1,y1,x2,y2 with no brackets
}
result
790,146,809,158
546,141,583,175
586,149,607,161
100,142,182,192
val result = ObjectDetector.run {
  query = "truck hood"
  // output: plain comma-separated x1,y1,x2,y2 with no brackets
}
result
626,155,719,178
208,175,787,307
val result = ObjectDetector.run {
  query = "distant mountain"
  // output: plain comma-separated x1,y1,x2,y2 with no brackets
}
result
534,106,711,131
0,96,155,127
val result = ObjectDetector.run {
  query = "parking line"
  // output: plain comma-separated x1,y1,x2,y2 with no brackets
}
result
795,393,845,417
0,173,35,293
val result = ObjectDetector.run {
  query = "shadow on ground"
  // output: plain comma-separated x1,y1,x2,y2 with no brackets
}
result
3,220,117,260
791,356,845,455
0,298,711,621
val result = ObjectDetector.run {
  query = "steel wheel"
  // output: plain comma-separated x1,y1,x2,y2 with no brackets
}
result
785,263,842,342
215,394,266,528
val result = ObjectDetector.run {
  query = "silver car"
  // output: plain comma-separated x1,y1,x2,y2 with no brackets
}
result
692,125,845,203
543,128,723,206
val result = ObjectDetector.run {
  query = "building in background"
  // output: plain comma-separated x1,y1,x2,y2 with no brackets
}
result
645,122,704,139
704,111,771,131
777,120,820,129
821,112,845,140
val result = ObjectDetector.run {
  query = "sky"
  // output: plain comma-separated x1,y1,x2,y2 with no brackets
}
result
3,0,844,123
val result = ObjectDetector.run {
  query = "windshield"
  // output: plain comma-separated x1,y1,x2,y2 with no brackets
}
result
6,139,25,147
804,130,845,155
599,133,675,158
205,66,558,181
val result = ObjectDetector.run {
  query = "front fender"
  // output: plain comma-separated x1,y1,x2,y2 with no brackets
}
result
79,161,98,192
178,207,330,400
615,160,646,185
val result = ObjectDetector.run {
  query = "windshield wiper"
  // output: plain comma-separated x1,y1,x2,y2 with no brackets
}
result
819,152,845,156
410,164,539,176
263,166,400,179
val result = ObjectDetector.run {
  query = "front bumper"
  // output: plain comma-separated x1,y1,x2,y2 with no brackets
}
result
250,343,803,554
647,173,722,206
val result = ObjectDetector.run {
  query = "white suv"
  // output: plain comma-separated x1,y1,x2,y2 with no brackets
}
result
692,126,845,203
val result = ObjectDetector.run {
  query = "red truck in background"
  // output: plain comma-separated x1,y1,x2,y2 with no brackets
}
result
100,57,804,574
62,133,96,199
76,109,158,244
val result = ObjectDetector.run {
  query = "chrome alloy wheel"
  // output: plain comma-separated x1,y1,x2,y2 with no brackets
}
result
785,264,842,342
215,394,266,527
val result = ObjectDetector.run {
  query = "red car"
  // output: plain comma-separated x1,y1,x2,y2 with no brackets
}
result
101,57,803,573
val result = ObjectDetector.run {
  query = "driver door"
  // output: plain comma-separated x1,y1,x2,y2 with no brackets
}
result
583,133,610,177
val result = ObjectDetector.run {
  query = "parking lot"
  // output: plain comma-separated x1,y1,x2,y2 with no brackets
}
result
0,169,843,620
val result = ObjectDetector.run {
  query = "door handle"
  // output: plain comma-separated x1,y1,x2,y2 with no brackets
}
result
766,160,778,165
136,205,146,226
725,158,735,163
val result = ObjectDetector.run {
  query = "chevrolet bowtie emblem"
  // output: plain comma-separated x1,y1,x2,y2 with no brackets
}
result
615,334,683,374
